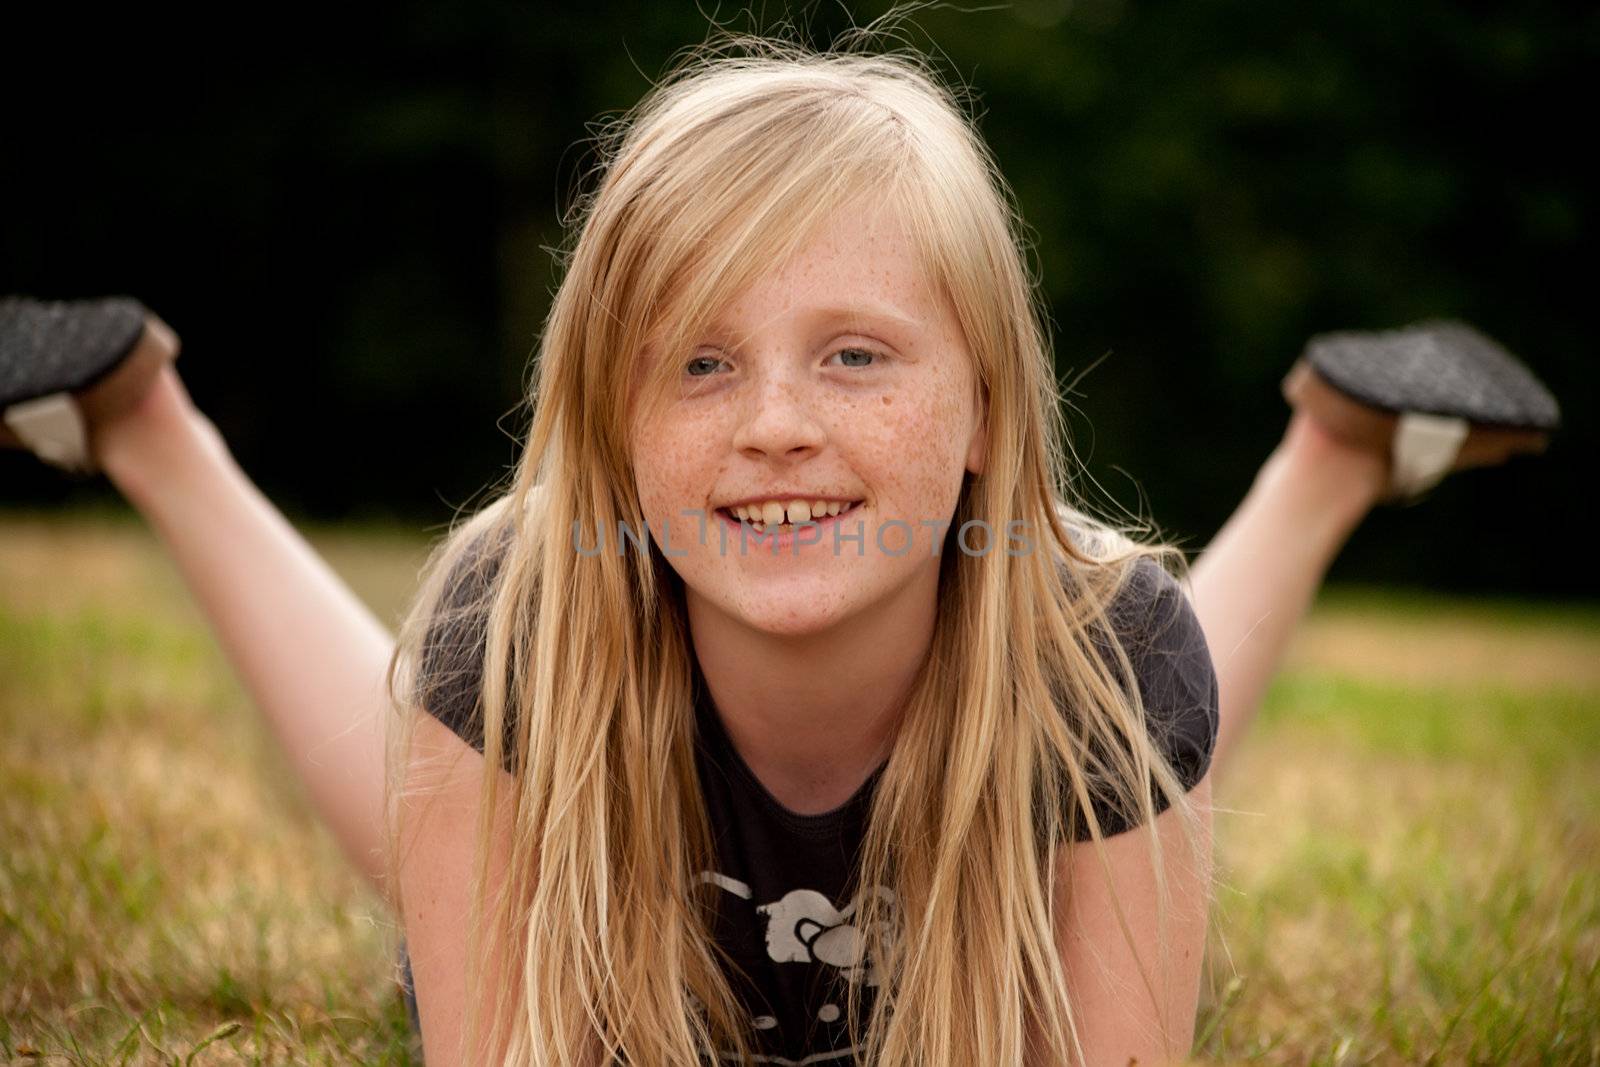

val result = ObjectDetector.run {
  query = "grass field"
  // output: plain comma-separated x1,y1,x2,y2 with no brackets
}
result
2,510,1596,1065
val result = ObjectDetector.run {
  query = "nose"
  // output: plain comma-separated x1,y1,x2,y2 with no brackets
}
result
731,368,825,464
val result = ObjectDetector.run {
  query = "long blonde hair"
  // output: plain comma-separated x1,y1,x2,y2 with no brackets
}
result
387,29,1210,1067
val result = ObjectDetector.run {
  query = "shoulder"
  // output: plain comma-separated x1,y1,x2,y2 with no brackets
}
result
1109,557,1218,787
1073,556,1219,839
415,516,515,747
1106,557,1213,682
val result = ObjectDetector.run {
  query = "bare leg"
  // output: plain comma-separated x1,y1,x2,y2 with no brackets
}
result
1190,408,1389,776
93,364,396,896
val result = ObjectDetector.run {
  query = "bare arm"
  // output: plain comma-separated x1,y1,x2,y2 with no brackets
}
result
1043,774,1214,1066
398,712,521,1065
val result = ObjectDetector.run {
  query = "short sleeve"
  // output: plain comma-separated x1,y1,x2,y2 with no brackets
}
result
1068,557,1219,842
414,521,516,768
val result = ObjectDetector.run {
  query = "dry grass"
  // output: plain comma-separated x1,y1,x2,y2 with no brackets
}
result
1,510,1597,1064
0,511,421,1065
1284,589,1600,691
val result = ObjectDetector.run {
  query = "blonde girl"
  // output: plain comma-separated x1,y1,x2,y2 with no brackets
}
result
1,29,1557,1067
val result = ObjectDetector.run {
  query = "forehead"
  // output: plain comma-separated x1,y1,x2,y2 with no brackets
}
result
709,200,948,338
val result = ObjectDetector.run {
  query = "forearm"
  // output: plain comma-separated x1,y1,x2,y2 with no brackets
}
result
101,387,395,895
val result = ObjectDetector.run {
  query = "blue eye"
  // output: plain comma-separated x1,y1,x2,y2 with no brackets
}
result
833,347,876,368
685,356,725,377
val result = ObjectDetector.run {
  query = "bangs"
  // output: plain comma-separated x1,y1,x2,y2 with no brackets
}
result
613,86,922,419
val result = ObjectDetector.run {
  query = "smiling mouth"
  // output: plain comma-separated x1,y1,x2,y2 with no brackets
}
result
716,499,865,535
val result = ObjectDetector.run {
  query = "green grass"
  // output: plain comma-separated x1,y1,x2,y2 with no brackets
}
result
1198,650,1600,1062
2,511,1598,1064
0,513,424,1066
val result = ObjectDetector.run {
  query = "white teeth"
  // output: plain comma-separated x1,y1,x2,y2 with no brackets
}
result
727,498,861,529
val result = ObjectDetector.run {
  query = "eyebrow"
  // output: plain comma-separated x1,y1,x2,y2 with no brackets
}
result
708,300,925,340
811,300,925,331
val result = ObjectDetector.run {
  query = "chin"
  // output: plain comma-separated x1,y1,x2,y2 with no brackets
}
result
727,592,856,638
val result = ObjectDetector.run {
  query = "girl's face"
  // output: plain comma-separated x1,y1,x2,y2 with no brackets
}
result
629,200,987,637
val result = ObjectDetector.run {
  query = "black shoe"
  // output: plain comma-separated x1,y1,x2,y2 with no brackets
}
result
0,294,181,473
1281,320,1560,504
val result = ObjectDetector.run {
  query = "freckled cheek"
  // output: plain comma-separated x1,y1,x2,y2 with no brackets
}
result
908,382,966,457
915,395,973,513
631,424,707,523
841,394,965,520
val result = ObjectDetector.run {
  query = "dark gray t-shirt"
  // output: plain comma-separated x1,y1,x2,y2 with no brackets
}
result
415,528,1218,1062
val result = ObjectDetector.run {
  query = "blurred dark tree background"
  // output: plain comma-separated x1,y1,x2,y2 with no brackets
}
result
3,1,1592,596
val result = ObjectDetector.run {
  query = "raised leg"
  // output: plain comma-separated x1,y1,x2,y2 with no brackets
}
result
94,364,396,896
1189,409,1388,776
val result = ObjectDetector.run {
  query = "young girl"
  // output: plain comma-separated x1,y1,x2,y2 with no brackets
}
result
0,37,1558,1067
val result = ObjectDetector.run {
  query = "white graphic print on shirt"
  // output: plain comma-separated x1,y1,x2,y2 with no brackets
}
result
699,871,896,1056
